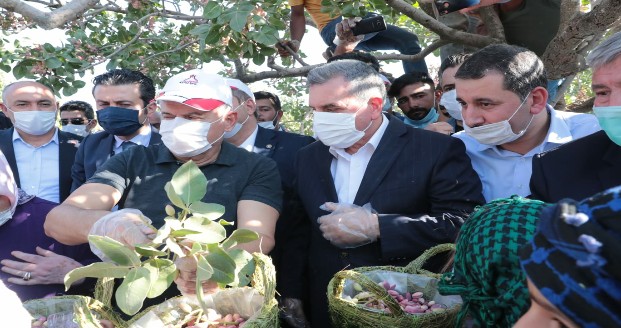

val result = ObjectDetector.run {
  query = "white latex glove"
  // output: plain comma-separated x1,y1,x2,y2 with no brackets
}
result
334,17,364,47
318,202,380,248
89,209,156,262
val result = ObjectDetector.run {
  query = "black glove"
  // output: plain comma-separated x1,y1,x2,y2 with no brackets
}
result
280,297,311,328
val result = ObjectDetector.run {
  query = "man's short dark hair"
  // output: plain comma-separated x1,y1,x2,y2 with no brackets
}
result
253,91,281,111
92,69,155,107
387,72,435,98
327,51,381,72
59,100,95,119
455,44,547,100
439,53,472,78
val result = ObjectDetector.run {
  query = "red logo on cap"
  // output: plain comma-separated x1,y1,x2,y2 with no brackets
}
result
180,75,198,85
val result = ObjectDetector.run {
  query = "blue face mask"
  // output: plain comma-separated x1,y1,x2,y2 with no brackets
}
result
593,106,621,146
96,106,146,136
403,107,439,129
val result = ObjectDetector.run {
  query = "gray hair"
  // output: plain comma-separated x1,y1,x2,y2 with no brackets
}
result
307,60,386,102
586,31,621,71
2,80,55,104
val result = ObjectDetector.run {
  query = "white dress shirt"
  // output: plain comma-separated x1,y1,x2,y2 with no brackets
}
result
239,125,259,153
12,128,59,203
453,106,601,201
330,114,389,204
112,125,153,154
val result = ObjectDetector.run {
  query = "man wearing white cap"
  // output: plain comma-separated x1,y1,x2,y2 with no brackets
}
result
45,70,282,297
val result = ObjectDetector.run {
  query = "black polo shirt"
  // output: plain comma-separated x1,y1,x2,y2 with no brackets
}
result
87,141,282,229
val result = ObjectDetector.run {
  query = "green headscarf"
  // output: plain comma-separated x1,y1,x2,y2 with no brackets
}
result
438,196,550,328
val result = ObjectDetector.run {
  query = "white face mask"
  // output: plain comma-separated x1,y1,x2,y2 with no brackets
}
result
464,93,534,145
62,124,89,137
223,103,248,139
258,121,275,130
440,89,462,121
313,105,372,149
8,109,57,136
160,116,224,157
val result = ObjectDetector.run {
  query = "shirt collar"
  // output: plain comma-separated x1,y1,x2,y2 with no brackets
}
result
114,125,152,148
155,140,237,167
12,127,59,147
329,114,389,158
239,125,259,152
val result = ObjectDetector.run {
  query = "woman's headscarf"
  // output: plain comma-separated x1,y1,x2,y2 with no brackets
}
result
0,150,18,226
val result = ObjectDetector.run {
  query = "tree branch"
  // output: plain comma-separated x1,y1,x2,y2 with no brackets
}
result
374,39,449,61
0,0,100,29
233,58,246,79
478,5,505,42
385,0,500,48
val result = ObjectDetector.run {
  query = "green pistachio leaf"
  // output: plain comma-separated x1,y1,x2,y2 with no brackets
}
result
188,201,225,220
166,238,186,257
218,219,233,226
204,244,236,285
64,262,131,290
196,253,214,313
170,229,202,237
116,267,152,315
143,258,177,298
170,161,207,206
221,229,259,250
165,182,187,210
88,235,141,266
134,245,167,257
152,222,172,245
182,216,227,244
227,249,255,287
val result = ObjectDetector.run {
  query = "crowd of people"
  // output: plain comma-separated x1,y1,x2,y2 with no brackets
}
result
1,1,620,327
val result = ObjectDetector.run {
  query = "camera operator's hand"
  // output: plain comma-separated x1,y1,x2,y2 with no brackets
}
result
335,17,364,49
276,39,301,57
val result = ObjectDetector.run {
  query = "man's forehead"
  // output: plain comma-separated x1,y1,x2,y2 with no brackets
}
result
4,81,55,99
60,110,86,118
400,82,433,95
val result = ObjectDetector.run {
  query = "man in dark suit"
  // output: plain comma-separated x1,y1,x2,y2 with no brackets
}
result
0,81,81,203
295,60,485,327
71,69,161,191
530,32,621,202
224,79,315,327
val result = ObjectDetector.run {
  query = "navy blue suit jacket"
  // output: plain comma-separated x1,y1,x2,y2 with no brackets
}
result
71,127,161,191
0,128,82,202
253,127,315,299
530,130,621,202
295,115,484,327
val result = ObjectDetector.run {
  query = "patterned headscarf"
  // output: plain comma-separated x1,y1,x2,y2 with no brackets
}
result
438,196,550,327
519,186,621,327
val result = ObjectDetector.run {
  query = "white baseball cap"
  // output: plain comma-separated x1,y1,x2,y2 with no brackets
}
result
156,69,232,111
226,78,255,102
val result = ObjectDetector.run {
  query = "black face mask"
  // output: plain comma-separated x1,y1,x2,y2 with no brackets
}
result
96,106,145,136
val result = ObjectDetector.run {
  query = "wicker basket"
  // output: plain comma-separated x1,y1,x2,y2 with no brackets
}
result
126,252,278,327
327,243,461,328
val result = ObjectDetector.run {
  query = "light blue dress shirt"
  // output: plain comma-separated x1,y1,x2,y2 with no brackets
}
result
12,128,60,203
453,105,601,202
112,126,153,155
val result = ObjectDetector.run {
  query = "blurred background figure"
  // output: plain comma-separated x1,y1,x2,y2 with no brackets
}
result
59,100,97,137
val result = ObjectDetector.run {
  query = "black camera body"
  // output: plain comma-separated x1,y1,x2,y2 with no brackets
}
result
351,16,387,36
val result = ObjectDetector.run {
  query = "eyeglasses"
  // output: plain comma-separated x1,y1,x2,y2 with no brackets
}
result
60,118,90,126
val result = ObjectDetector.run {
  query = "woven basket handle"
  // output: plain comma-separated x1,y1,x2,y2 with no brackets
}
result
404,243,455,275
94,277,115,308
332,270,406,317
251,252,276,301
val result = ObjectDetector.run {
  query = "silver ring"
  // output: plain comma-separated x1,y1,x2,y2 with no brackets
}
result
22,271,31,281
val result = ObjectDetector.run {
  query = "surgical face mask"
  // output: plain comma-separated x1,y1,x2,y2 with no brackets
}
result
313,105,372,148
160,116,224,157
223,103,249,139
382,96,392,112
593,106,621,146
403,107,439,129
62,124,89,137
0,207,12,227
440,90,462,121
96,106,147,136
258,121,275,130
7,108,57,136
464,93,534,145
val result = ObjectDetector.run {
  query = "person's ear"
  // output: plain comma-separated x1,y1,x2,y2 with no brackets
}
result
368,97,383,119
222,111,238,132
245,99,256,115
529,86,548,115
146,101,157,114
275,110,283,122
87,119,97,131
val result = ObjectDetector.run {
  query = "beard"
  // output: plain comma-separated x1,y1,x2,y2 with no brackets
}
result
405,107,432,120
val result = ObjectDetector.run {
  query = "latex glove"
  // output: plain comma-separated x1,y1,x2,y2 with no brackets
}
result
276,39,301,57
174,256,220,296
334,17,364,47
0,247,83,285
280,298,311,328
89,209,156,262
318,202,379,248
424,121,454,135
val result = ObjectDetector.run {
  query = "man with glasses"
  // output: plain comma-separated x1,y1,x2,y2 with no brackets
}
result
0,80,82,203
59,100,97,137
70,69,162,191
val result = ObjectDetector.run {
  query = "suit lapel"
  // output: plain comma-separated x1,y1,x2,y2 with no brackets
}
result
354,116,407,205
0,128,20,187
315,143,339,202
253,127,276,157
150,127,162,145
58,131,80,201
597,138,621,190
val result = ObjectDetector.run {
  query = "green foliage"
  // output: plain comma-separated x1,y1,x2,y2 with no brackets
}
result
64,161,259,316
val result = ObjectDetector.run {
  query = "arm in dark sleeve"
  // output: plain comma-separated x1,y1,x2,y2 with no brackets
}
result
529,154,548,201
240,156,283,213
378,138,485,260
70,142,87,192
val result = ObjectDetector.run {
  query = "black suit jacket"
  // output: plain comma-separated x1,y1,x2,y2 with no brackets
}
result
530,130,621,202
253,127,314,300
295,116,484,327
0,128,82,202
71,127,161,191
